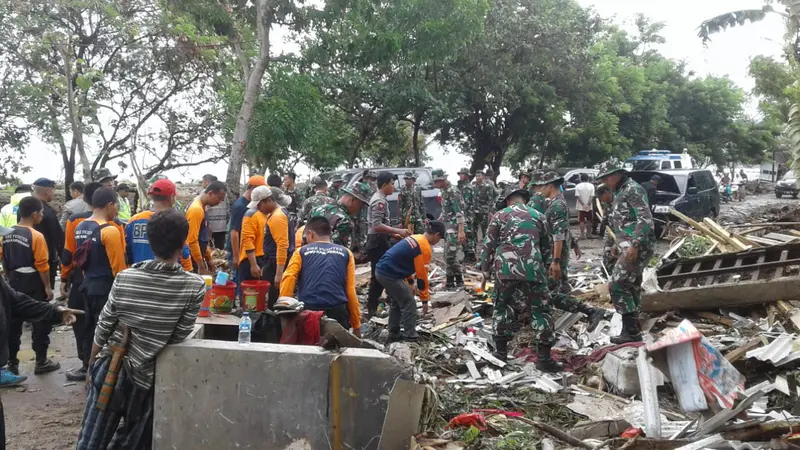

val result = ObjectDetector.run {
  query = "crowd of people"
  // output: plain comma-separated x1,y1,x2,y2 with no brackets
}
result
0,158,656,449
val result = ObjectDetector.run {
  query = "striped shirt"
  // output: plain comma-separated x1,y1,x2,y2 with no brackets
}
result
94,260,206,389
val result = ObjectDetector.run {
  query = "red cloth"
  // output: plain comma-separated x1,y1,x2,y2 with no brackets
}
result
280,310,325,345
513,342,644,372
448,413,488,431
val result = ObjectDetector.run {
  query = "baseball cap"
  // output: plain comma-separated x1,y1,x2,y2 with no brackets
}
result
33,178,56,188
248,186,293,209
149,179,177,197
247,175,266,187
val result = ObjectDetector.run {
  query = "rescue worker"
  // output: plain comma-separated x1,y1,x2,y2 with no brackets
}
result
366,172,411,318
472,169,496,255
311,182,372,252
596,159,655,344
202,174,229,250
300,177,335,225
0,185,31,228
73,188,128,376
280,216,362,336
432,169,466,288
527,170,550,215
282,172,302,228
29,178,63,290
355,170,379,253
3,197,59,375
93,167,117,188
530,172,606,332
59,182,89,229
238,186,272,283
116,183,133,223
261,187,294,308
125,179,192,271
457,168,477,262
185,181,226,274
228,176,267,277
328,175,344,200
595,184,617,274
478,186,560,372
376,221,445,342
398,171,425,233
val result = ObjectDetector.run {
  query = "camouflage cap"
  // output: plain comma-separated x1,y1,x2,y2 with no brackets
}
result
312,176,327,188
457,167,470,175
432,169,448,181
501,185,531,204
596,157,626,179
342,181,372,204
529,171,564,186
516,168,531,179
403,171,417,179
93,167,117,182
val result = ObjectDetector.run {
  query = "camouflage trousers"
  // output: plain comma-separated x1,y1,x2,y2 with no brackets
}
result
602,236,617,276
609,244,654,315
492,279,554,346
444,229,463,277
406,216,425,234
471,213,489,256
463,222,476,260
548,266,582,313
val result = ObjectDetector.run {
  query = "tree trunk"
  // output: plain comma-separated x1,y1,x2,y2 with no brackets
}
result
412,120,421,167
61,47,91,181
224,0,272,202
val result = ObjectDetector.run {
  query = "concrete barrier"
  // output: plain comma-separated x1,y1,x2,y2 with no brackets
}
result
153,339,404,450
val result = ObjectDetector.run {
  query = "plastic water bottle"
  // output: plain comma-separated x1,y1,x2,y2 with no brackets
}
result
238,312,252,345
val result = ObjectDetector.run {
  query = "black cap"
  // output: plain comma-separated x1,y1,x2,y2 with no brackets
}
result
14,184,32,194
33,178,56,188
377,171,394,188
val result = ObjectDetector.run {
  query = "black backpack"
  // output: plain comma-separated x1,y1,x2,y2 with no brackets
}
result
73,223,110,270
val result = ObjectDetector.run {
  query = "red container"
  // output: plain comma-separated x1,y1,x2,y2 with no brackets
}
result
241,280,271,312
209,282,237,314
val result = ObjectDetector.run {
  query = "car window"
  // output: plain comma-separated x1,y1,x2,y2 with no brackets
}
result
567,173,581,184
687,174,697,190
674,161,682,169
783,171,796,181
415,171,432,188
660,161,670,169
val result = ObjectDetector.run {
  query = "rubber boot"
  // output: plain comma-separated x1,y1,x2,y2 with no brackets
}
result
535,344,563,373
610,314,643,344
578,303,607,333
445,275,456,290
454,274,465,288
492,337,509,362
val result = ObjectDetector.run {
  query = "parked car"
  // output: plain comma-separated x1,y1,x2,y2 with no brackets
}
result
628,169,720,234
775,171,799,199
625,150,696,171
558,168,599,217
320,167,441,225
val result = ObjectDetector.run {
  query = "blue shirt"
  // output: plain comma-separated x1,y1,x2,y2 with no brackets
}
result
226,196,250,255
125,210,191,265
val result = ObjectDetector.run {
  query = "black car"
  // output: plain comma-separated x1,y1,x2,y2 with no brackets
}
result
775,171,799,199
628,169,720,231
320,167,441,225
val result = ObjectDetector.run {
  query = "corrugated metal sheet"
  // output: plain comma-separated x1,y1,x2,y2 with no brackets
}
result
745,334,800,366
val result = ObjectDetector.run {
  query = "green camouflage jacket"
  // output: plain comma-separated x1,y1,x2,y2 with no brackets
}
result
473,181,497,214
479,202,548,282
301,193,336,222
398,184,425,221
328,186,342,201
457,180,476,215
438,183,465,229
545,193,571,267
285,187,303,216
609,177,655,246
310,202,357,248
528,191,551,215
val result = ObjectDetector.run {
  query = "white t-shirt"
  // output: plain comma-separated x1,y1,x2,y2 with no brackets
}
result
575,182,595,212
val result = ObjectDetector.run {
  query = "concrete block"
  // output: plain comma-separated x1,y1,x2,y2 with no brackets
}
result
601,347,665,396
153,339,403,450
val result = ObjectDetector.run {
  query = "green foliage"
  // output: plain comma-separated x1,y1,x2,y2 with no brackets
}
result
460,425,481,444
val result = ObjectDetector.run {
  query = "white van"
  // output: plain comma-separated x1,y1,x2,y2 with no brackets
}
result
626,150,695,171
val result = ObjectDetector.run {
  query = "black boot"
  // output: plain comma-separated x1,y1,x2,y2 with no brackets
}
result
578,304,607,333
611,314,643,344
34,352,60,375
492,338,509,362
6,359,19,376
445,275,456,289
454,274,465,288
535,344,563,373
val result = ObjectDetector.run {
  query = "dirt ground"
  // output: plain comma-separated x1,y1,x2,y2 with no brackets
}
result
2,193,797,450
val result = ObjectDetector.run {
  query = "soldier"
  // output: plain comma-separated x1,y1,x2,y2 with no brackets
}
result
355,169,379,252
366,172,412,317
595,184,617,274
472,169,496,255
300,177,335,225
310,182,372,253
530,172,606,332
398,171,426,233
517,169,531,190
432,169,466,288
527,170,549,215
329,175,344,200
478,186,560,372
283,172,303,228
596,159,655,344
457,168,476,262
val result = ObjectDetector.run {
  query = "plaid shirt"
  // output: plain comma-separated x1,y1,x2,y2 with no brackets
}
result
94,260,205,389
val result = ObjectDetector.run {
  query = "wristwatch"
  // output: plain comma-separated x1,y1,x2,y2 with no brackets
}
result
553,258,562,263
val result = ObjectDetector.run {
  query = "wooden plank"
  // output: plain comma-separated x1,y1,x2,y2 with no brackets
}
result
724,338,762,363
662,237,685,261
747,236,785,246
669,208,717,238
788,229,800,238
764,233,799,243
703,241,720,256
703,218,751,251
693,311,734,327
704,258,724,287
740,226,768,236
377,379,427,450
775,250,790,278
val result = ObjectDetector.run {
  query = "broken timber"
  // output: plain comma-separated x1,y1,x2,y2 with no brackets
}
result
643,243,800,312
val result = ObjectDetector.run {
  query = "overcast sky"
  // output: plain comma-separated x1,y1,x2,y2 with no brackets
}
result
20,0,785,185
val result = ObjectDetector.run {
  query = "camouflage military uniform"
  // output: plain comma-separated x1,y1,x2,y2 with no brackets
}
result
309,182,372,250
543,193,583,312
599,197,616,274
457,172,476,261
434,170,465,281
398,172,425,233
355,174,378,252
472,179,496,253
328,178,343,201
300,192,336,224
285,187,303,228
607,176,655,315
